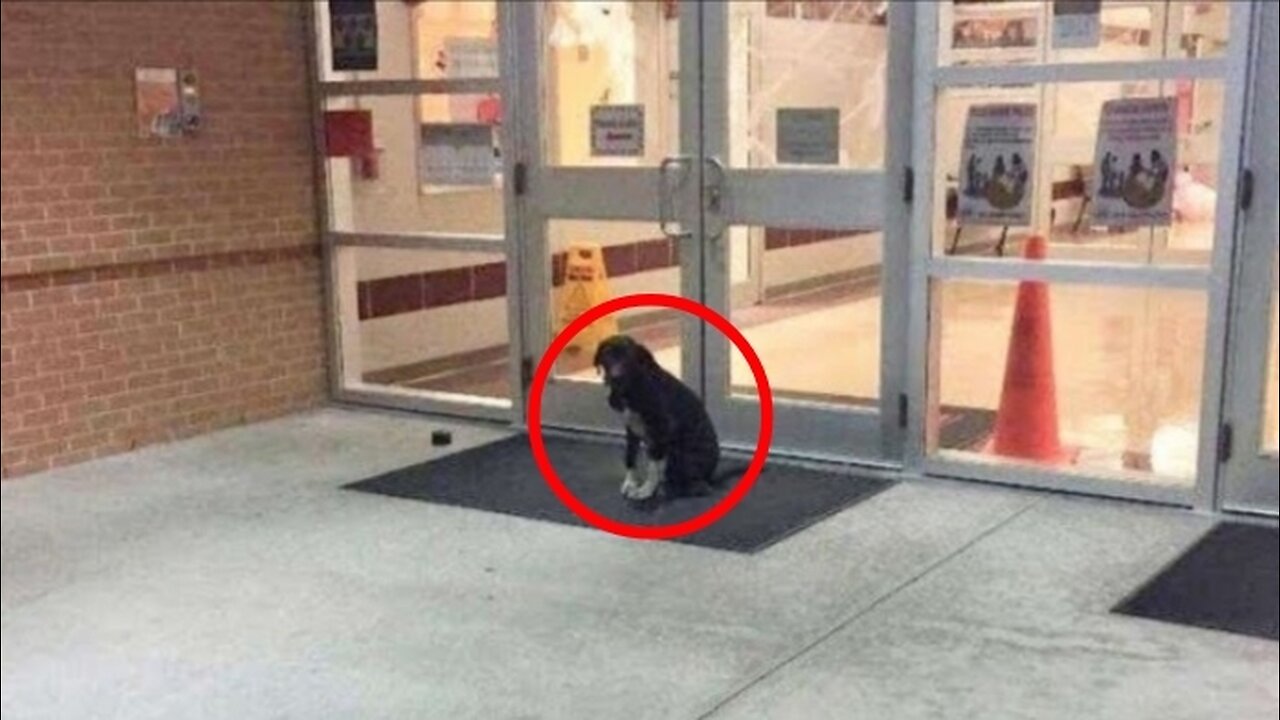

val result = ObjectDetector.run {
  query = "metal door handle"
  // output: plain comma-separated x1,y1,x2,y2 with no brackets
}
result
659,155,693,241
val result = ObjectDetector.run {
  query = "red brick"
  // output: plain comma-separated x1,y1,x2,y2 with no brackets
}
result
3,170,41,188
66,185,109,202
22,407,65,429
25,220,70,239
5,427,47,448
48,235,94,255
27,255,75,274
2,392,42,415
1,203,45,223
6,240,49,257
40,167,86,186
22,187,68,204
46,202,91,221
109,215,149,231
38,352,82,374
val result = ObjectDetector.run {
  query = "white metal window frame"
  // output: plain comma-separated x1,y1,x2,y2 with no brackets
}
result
905,1,1258,509
301,1,1274,515
306,1,527,424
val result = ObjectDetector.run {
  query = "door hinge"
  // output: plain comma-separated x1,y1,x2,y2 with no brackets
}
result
1239,168,1254,211
897,393,909,430
902,166,915,204
520,355,534,389
1218,423,1234,464
514,161,528,197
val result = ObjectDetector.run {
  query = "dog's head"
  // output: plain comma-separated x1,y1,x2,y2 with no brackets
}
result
593,334,656,412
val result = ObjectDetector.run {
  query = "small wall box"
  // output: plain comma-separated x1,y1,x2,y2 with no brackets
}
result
134,67,201,139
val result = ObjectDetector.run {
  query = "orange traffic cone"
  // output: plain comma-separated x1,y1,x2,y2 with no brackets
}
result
987,236,1075,465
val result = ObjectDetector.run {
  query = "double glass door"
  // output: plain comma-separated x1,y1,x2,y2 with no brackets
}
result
517,1,914,462
312,1,1273,514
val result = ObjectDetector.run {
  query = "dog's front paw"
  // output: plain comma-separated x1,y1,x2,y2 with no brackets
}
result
630,478,658,501
620,470,640,498
629,461,664,501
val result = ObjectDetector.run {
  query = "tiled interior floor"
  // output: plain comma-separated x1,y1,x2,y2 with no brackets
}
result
390,276,1221,482
3,408,1276,720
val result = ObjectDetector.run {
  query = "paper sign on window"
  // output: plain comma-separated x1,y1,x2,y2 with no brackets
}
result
330,0,378,72
1053,0,1102,50
419,124,495,187
443,37,498,80
777,108,840,166
590,105,645,157
1090,98,1177,228
957,104,1037,227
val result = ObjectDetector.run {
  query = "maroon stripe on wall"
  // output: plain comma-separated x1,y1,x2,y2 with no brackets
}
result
765,228,866,250
356,229,862,321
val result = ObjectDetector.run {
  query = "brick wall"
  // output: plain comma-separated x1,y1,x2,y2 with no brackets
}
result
1,1,325,478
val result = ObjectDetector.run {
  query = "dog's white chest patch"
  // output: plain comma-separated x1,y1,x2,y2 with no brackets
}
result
624,410,648,440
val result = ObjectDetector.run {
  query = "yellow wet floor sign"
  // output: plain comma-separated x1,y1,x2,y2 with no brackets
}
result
556,242,618,357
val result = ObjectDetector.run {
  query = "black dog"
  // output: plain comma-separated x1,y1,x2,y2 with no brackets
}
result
593,335,721,502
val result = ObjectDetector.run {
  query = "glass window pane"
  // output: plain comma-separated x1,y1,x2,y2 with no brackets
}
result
934,80,1223,267
324,95,504,235
728,226,882,406
930,280,1207,485
540,0,680,167
726,2,888,170
335,247,511,402
938,0,1232,67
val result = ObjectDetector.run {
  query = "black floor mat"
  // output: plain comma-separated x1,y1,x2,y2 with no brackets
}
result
344,435,894,553
1114,523,1279,641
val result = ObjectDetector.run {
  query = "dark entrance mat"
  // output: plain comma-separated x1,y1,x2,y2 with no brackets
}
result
344,435,894,553
1114,523,1279,641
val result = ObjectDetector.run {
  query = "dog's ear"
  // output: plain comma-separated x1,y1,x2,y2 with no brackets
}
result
594,335,625,376
592,341,607,374
631,342,658,369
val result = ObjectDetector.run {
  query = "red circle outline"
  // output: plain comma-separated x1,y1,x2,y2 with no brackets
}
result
527,293,773,540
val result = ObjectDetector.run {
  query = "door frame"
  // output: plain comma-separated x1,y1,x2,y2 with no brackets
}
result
904,1,1258,508
511,1,915,465
697,1,916,464
1219,0,1279,517
508,0,707,436
307,0,525,425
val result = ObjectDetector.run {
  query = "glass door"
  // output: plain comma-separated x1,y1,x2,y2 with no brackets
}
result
518,1,914,465
699,2,914,462
1221,0,1278,517
910,1,1253,505
513,0,703,433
